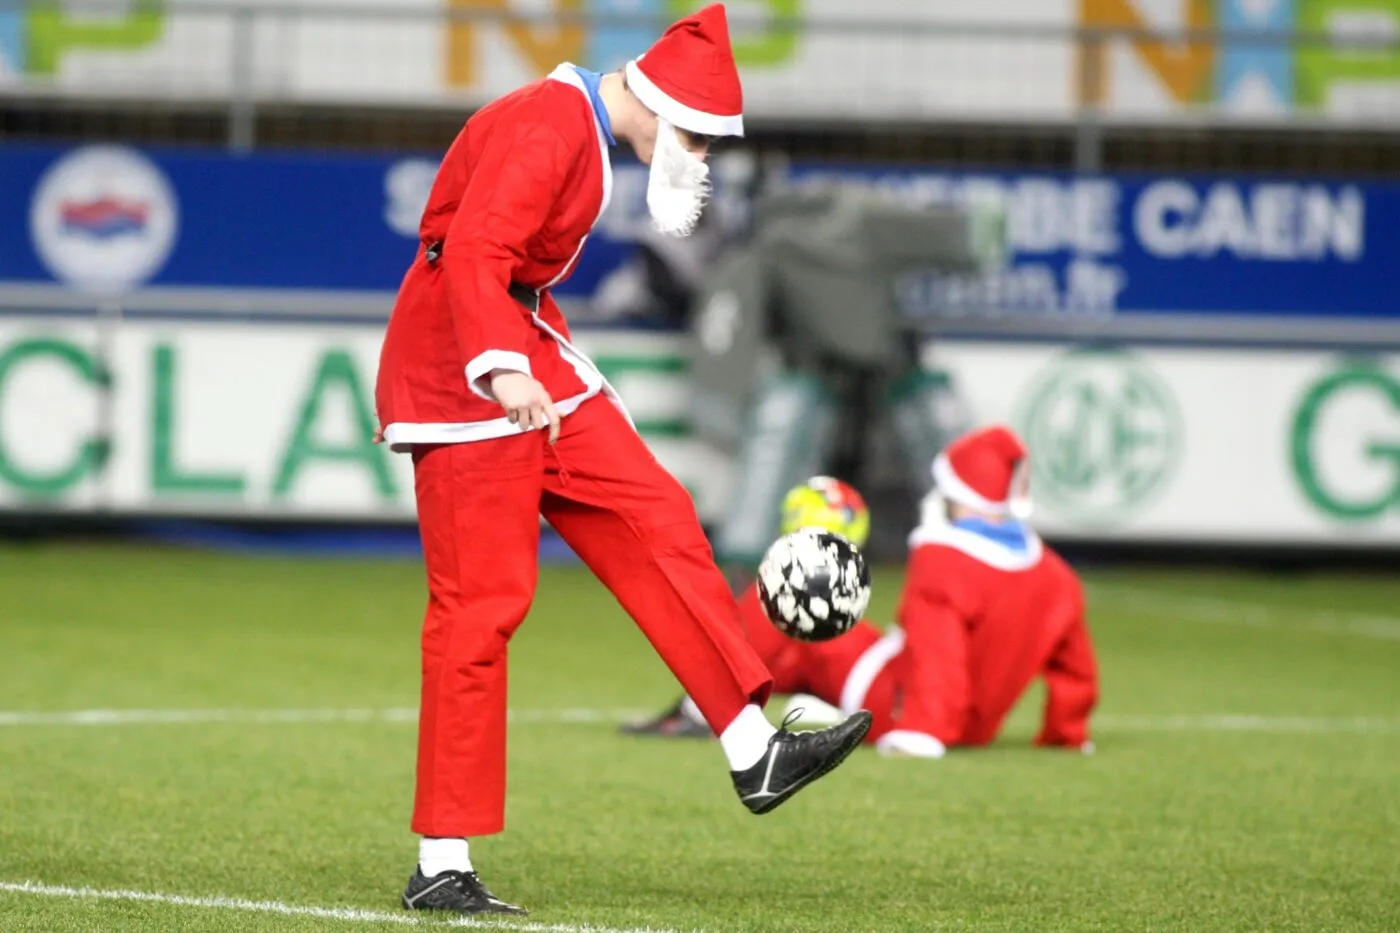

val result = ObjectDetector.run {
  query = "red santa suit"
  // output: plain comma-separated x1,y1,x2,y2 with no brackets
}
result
376,6,772,838
740,426,1099,756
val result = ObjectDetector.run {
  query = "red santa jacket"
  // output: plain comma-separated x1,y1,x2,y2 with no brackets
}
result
376,65,625,450
844,518,1098,753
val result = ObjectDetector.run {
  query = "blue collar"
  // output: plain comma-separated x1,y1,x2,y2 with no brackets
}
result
952,517,1034,554
569,65,616,147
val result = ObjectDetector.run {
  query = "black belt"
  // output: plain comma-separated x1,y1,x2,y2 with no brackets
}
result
508,282,541,313
425,239,539,313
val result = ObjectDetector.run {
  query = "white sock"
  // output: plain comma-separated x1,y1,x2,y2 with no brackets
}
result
419,837,471,877
719,704,777,771
680,695,705,724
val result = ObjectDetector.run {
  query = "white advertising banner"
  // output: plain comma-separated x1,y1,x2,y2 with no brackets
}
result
4,319,1399,545
0,319,731,522
4,1,1400,123
930,341,1400,545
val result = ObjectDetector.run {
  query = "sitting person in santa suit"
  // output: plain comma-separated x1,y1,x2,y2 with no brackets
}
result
624,424,1100,758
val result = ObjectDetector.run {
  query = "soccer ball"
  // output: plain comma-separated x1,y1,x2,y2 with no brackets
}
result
780,476,871,548
756,528,872,642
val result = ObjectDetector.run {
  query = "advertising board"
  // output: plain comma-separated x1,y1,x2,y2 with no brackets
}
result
4,1,1400,123
930,341,1400,544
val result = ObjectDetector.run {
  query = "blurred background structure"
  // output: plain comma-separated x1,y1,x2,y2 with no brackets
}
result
4,0,1400,562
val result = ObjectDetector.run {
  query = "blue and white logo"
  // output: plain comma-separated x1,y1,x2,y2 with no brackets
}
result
383,158,438,238
29,145,179,295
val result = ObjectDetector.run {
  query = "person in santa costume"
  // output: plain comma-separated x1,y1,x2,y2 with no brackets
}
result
374,3,872,917
625,425,1100,759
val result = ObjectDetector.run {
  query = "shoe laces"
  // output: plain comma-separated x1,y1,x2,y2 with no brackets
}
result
435,869,486,897
778,707,806,733
459,871,492,895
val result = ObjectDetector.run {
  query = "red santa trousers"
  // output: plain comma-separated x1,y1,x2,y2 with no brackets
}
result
735,588,897,739
410,396,774,837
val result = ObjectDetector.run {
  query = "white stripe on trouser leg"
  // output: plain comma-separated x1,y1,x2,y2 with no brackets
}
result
839,628,906,715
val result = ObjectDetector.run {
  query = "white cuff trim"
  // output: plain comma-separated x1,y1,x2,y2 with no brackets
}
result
625,60,745,138
876,730,947,759
380,389,599,453
464,351,531,402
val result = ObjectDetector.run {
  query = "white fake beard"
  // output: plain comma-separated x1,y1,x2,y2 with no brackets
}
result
646,118,711,237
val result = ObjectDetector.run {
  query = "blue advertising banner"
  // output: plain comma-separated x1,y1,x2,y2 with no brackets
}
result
0,143,643,301
0,142,1394,326
781,164,1388,323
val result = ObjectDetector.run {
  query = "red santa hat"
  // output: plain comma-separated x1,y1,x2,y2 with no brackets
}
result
625,3,745,138
932,425,1033,520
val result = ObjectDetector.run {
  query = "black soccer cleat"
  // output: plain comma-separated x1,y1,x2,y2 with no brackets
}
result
401,867,527,916
618,697,713,739
731,709,872,815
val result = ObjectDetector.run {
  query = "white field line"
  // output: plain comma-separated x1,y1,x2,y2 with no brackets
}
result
1093,714,1400,734
0,707,1396,735
0,880,700,933
1086,583,1400,642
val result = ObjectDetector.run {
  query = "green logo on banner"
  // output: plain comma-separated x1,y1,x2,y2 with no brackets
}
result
0,337,109,498
1290,362,1400,521
1017,350,1182,523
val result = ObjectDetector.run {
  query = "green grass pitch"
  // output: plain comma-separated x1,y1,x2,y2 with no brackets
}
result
0,543,1397,932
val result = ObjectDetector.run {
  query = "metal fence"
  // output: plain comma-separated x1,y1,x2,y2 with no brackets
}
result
5,2,1400,171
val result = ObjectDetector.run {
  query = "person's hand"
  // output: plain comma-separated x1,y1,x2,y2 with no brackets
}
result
491,370,561,443
372,430,385,444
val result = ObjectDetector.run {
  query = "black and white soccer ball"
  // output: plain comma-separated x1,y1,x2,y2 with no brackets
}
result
756,528,872,642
